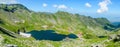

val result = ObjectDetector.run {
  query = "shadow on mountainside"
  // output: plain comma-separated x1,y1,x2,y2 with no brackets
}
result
28,30,78,41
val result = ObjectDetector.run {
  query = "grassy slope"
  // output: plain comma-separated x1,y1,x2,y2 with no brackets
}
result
0,4,119,47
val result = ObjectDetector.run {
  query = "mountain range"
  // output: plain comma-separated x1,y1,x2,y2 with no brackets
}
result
0,4,120,47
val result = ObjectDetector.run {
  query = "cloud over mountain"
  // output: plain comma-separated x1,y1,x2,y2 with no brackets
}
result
42,3,47,7
85,3,92,8
97,0,111,13
53,4,68,9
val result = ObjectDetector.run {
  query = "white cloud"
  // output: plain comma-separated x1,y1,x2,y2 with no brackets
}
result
53,4,58,8
53,4,68,9
42,3,47,7
85,3,92,8
52,4,77,13
97,0,111,13
0,0,18,4
58,5,68,9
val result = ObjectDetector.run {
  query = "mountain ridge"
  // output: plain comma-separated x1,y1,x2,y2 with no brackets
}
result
0,4,112,34
0,4,120,47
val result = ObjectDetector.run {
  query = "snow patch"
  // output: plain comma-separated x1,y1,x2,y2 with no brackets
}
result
19,32,31,37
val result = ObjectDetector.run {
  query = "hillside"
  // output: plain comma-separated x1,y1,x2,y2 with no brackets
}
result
0,4,120,47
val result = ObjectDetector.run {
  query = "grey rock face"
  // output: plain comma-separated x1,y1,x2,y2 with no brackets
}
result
109,34,120,42
5,44,17,47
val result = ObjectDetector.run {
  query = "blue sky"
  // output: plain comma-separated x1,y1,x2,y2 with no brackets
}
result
0,0,120,22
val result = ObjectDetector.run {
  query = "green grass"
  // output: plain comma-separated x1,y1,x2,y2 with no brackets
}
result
0,4,120,47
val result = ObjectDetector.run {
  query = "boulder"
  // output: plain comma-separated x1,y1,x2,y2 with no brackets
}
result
5,44,17,47
109,34,120,42
91,44,103,47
